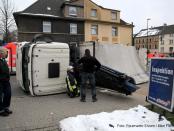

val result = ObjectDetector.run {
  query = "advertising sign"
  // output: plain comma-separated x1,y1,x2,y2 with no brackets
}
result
148,58,174,112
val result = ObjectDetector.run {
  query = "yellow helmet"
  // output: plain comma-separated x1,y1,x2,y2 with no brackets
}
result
67,66,74,71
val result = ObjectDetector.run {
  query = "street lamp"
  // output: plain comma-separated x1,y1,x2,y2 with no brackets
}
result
146,18,151,69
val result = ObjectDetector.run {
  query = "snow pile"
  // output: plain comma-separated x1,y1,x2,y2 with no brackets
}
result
136,29,160,37
59,105,173,131
138,48,147,70
21,13,60,18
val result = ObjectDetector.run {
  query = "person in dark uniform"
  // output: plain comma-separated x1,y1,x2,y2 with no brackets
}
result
78,49,101,102
0,47,12,117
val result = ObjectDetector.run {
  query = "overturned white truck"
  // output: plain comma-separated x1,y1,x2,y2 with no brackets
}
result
16,41,69,96
16,35,140,96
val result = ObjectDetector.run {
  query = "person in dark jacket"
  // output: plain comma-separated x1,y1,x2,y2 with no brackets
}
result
78,49,101,102
0,47,12,117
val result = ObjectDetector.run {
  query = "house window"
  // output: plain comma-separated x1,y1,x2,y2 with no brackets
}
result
169,47,173,52
91,25,98,35
161,40,164,45
111,11,117,20
170,34,174,37
112,27,118,36
43,21,51,33
136,40,138,44
169,40,173,44
149,45,151,49
70,23,77,34
155,44,157,49
91,9,97,17
161,47,164,53
69,6,77,16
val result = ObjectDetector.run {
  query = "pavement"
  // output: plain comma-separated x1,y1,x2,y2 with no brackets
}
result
0,76,149,131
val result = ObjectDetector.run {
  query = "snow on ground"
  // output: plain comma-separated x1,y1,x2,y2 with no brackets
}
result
59,105,173,131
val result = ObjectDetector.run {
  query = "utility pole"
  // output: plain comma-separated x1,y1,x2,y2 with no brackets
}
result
146,18,151,69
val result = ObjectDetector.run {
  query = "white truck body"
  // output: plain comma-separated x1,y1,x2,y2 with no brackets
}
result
16,42,69,96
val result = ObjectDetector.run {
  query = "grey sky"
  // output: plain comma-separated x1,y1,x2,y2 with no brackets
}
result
11,0,174,33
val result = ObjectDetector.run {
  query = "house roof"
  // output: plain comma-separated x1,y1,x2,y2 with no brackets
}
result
13,0,131,27
157,24,174,34
18,0,65,17
90,0,120,12
135,24,174,37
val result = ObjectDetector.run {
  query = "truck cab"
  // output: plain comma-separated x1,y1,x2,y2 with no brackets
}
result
16,41,69,96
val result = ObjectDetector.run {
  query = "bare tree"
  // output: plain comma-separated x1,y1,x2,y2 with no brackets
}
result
0,0,16,43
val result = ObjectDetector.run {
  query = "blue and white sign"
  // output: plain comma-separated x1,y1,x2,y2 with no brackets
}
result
148,58,174,112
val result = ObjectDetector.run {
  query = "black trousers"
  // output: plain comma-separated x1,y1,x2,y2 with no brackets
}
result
0,81,11,111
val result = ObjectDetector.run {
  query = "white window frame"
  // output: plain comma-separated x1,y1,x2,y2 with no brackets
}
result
111,11,117,20
70,23,77,34
91,25,98,35
112,27,118,36
69,6,77,16
43,21,51,33
91,9,97,17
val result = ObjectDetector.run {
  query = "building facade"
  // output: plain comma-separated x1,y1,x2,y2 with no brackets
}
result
84,0,132,45
159,25,174,54
135,24,174,54
14,0,133,45
14,0,84,45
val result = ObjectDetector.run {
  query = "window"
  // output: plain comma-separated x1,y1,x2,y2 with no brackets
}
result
69,6,77,16
155,44,157,49
161,47,164,53
70,23,77,34
169,47,173,52
91,25,98,35
112,27,118,36
170,34,174,37
91,9,97,17
136,39,138,44
161,40,164,45
111,11,117,20
169,40,173,44
160,36,163,41
43,21,51,33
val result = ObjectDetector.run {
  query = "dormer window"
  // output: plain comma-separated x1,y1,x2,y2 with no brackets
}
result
69,6,77,16
111,11,117,20
91,9,97,17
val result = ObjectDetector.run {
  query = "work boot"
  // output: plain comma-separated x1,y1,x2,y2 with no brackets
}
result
0,111,9,117
4,109,13,114
80,97,86,102
92,96,98,102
